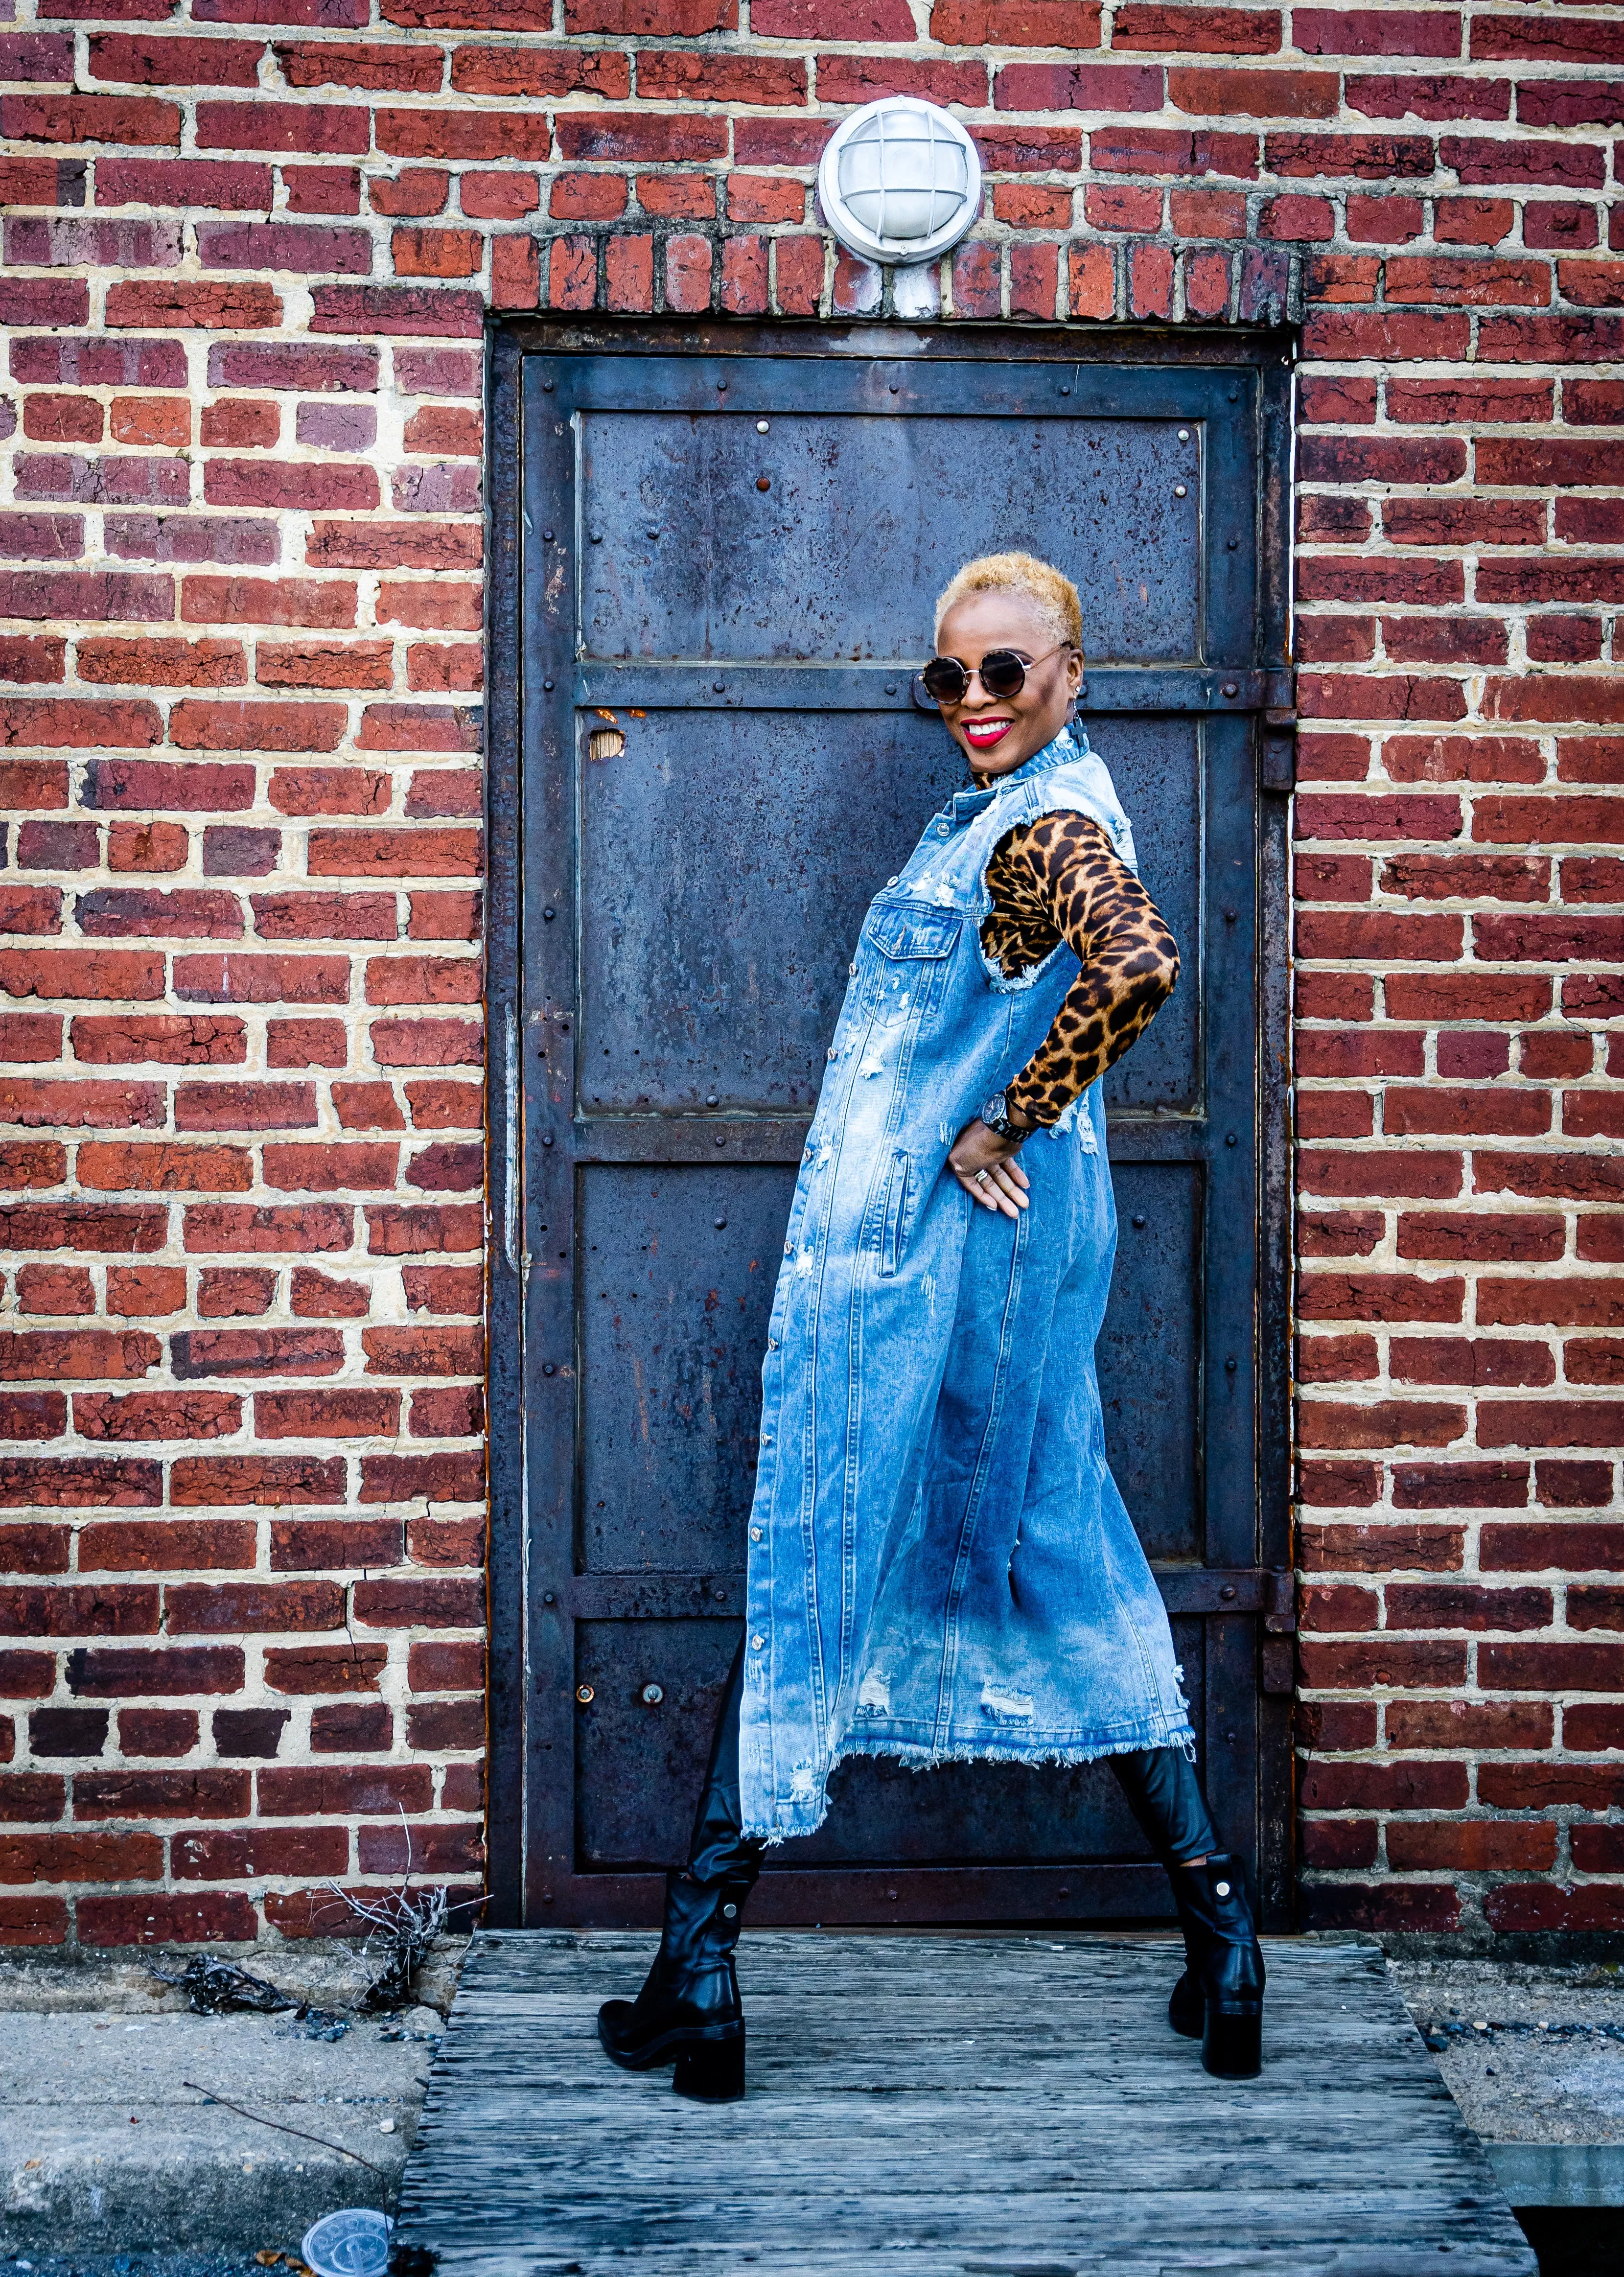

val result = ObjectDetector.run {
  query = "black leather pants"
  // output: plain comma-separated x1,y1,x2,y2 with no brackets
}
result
1108,1743,1220,1867
687,1638,762,1881
696,1650,1217,1872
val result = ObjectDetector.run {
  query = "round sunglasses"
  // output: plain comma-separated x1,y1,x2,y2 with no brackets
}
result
917,642,1074,707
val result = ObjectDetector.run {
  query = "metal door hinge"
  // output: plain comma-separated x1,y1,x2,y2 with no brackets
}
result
1152,1565,1295,1621
1264,1566,1297,1635
1262,668,1296,727
1261,1566,1297,1696
1155,1563,1298,1694
1261,667,1296,796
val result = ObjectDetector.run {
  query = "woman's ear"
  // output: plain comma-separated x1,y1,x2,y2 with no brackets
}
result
1063,646,1084,725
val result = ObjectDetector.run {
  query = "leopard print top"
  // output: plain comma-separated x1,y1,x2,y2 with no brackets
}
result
981,811,1180,1129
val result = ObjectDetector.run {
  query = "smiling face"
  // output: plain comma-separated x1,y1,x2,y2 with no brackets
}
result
930,588,1084,780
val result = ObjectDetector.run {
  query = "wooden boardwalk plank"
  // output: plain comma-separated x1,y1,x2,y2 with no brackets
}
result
395,1932,1536,2277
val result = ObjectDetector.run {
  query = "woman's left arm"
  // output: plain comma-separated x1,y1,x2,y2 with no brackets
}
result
948,813,1178,1214
1003,812,1180,1130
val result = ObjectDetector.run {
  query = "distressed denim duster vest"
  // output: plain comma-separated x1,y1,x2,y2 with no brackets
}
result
740,727,1194,1844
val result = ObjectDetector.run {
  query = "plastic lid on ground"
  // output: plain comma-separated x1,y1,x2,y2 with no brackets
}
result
301,2207,395,2277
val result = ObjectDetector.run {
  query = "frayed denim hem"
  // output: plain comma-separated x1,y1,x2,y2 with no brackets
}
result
838,1717,1196,1775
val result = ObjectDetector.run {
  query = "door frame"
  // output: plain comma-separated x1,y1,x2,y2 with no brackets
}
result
484,317,1297,1931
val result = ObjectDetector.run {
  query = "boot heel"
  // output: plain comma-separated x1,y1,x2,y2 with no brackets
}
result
1202,2002,1261,2080
1167,1975,1203,2041
673,2030,745,2103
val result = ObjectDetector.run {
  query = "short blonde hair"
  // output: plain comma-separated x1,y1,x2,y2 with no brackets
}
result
933,550,1084,654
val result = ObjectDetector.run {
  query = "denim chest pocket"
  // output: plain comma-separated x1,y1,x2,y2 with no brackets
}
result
860,905,962,1025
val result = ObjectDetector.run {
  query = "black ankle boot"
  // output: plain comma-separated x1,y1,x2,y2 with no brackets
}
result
598,1644,763,2101
597,1863,757,2100
1167,1853,1265,2078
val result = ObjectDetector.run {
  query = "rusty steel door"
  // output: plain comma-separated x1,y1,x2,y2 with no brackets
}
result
487,334,1294,1931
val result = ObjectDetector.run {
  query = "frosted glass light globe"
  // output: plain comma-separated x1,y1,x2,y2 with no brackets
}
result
817,98,982,268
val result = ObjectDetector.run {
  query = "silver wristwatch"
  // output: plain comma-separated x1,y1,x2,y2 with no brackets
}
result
978,1091,1028,1143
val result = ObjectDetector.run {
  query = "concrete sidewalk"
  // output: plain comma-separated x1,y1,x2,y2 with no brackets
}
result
0,1944,464,2260
1391,1953,1624,2212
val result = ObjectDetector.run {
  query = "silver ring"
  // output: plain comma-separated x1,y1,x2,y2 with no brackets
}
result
973,1169,990,1185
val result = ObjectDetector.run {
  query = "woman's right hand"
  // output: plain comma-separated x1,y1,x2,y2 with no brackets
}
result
948,1118,1031,1220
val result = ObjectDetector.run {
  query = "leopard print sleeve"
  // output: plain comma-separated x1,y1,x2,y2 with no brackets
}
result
980,811,1180,1130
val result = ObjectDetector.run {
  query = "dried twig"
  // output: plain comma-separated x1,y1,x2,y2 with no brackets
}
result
182,2081,393,2183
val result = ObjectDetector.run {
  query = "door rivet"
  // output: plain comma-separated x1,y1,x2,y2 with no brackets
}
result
541,1133,554,1148
1132,1214,1146,1229
1059,384,1071,396
1222,682,1238,697
543,906,556,921
1173,484,1187,498
1221,1585,1236,1601
1226,1132,1238,1146
543,1591,556,1605
542,1362,557,1376
542,378,554,393
542,678,555,692
884,682,897,696
706,1093,719,1106
756,418,769,433
576,1684,594,1703
717,376,728,391
1226,1357,1238,1373
714,680,726,694
1226,537,1239,551
589,527,603,543
542,528,554,541
715,1216,727,1230
642,1683,664,1706
756,475,771,492
1178,429,1190,442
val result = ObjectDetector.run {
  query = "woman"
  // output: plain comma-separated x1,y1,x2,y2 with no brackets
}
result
598,553,1265,2101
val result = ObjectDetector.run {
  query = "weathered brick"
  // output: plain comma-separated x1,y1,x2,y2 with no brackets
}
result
168,1454,344,1504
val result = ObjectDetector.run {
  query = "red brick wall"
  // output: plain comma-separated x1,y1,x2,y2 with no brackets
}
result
1,0,1620,1946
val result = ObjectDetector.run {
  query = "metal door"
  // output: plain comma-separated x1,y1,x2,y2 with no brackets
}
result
488,330,1294,1931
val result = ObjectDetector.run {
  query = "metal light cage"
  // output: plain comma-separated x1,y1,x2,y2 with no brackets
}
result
816,97,983,268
